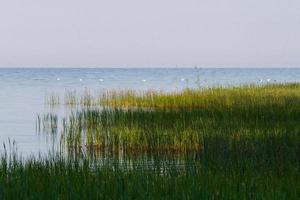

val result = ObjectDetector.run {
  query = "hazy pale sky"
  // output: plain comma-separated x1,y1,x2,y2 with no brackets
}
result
0,0,299,68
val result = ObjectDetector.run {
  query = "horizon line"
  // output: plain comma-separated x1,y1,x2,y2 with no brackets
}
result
0,66,300,69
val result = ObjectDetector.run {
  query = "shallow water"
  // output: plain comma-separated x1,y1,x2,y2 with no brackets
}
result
0,68,299,156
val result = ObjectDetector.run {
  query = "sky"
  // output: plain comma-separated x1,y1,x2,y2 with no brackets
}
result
0,0,299,68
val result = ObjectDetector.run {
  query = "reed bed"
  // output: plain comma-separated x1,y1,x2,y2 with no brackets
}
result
36,113,58,134
0,153,299,199
64,90,77,106
27,83,300,199
100,83,300,109
45,92,60,106
48,83,300,109
55,84,300,154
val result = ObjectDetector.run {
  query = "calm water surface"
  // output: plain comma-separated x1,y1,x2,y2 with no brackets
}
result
0,68,299,156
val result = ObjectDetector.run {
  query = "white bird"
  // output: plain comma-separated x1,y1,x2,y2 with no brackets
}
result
259,79,263,83
99,79,104,82
267,78,271,82
181,78,185,81
142,79,146,82
57,78,60,81
79,78,83,82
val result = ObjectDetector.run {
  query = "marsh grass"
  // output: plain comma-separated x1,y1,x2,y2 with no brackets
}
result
100,83,300,109
64,90,77,106
47,83,300,109
27,83,300,199
54,84,300,155
0,151,299,199
45,92,60,107
36,113,58,134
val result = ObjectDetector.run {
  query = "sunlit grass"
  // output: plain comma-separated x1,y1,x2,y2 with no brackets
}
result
29,83,300,199
100,83,300,109
50,83,300,154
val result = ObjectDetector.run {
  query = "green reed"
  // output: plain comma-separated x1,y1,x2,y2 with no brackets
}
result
64,90,77,106
45,92,60,106
36,113,58,134
28,83,300,199
100,83,300,109
0,151,299,199
57,84,300,155
47,83,300,110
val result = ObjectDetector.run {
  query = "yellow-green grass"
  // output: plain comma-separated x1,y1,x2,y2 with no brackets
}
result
48,83,300,109
17,83,300,199
100,83,300,110
47,83,300,157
